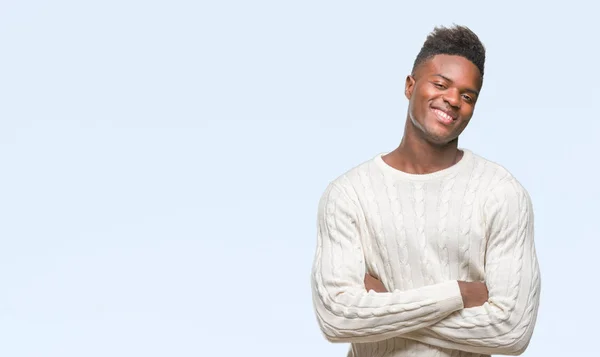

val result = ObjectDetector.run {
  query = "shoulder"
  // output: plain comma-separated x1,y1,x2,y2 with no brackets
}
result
467,150,533,216
467,149,530,197
320,153,383,201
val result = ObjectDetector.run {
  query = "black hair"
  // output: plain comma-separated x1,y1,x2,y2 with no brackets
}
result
412,25,486,77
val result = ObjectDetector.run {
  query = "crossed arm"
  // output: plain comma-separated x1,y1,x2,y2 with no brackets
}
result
365,275,489,309
311,180,541,355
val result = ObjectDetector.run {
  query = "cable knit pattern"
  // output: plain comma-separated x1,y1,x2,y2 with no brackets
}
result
311,149,541,357
458,160,486,281
437,170,457,281
386,174,406,290
413,182,433,286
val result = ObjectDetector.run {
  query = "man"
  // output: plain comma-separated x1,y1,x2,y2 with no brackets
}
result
311,25,541,357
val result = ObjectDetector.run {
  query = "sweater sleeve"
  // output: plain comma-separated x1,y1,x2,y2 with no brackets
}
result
402,178,541,355
311,182,465,343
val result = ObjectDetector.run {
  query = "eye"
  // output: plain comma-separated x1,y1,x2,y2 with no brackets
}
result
462,94,473,103
433,82,446,89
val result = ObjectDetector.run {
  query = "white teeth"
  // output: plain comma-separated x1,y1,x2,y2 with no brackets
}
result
435,109,452,121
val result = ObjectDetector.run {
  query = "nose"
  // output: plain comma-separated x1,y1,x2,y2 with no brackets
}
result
443,88,461,109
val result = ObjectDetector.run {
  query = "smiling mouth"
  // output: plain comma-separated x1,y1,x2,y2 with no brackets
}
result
431,108,456,125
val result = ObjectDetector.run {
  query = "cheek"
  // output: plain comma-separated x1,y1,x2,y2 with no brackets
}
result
457,116,473,132
407,93,422,114
412,100,432,120
413,89,434,110
460,106,475,120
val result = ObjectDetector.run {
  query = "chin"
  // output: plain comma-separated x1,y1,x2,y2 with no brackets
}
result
410,115,458,145
426,137,453,146
424,119,459,142
423,129,456,146
422,126,451,143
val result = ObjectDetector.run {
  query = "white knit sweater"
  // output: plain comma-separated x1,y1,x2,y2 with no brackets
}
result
311,149,541,357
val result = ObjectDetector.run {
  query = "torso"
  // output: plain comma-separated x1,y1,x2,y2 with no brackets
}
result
332,149,511,357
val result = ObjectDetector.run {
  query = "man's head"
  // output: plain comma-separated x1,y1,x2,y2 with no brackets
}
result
405,25,486,146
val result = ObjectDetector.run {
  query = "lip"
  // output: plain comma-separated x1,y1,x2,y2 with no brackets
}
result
431,107,457,125
431,106,457,119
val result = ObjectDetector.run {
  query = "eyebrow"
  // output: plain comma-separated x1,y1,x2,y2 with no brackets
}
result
433,74,480,96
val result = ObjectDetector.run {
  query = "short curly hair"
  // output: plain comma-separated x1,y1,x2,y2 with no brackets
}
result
412,25,486,78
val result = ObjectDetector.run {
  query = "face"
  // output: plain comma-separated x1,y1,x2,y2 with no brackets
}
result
405,54,483,145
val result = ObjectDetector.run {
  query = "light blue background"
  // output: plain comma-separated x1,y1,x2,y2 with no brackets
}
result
1,1,597,356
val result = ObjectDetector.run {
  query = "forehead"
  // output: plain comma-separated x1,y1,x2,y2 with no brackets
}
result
418,54,482,89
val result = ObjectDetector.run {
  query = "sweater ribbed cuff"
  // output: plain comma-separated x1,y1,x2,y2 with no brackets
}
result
431,280,464,313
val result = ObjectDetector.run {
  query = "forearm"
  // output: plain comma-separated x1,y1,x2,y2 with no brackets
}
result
312,271,465,343
402,264,540,355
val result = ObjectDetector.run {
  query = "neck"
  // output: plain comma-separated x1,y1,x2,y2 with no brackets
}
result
383,120,462,175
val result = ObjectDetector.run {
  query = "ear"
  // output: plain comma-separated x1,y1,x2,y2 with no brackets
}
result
405,75,416,100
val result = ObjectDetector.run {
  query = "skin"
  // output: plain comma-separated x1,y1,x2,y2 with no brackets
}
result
365,54,489,308
382,54,483,175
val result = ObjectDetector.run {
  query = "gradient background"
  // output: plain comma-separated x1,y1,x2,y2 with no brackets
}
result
1,1,597,356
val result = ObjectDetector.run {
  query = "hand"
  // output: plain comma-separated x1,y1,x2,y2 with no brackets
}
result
364,273,387,293
457,281,489,308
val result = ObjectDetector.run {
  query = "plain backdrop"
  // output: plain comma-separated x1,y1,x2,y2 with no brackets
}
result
1,1,598,356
